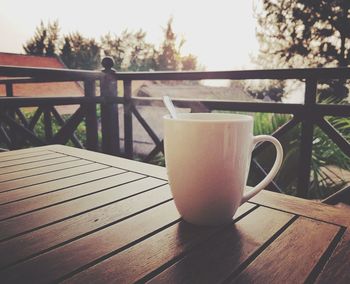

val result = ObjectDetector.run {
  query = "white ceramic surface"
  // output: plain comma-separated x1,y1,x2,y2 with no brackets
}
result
164,113,283,226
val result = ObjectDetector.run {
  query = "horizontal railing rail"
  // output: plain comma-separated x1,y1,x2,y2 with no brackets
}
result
0,58,349,199
114,67,350,80
0,96,123,107
0,65,102,80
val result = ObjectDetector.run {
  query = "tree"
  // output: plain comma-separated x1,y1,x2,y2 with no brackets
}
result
256,0,350,99
101,30,158,71
156,18,183,71
156,18,198,71
101,32,126,70
157,18,183,71
127,30,158,71
181,54,198,71
60,33,101,70
23,17,198,72
23,20,60,56
256,1,350,68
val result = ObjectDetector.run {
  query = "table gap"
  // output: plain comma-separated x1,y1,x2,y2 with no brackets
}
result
137,204,260,284
49,149,169,182
0,156,81,176
0,181,169,243
0,153,67,169
305,226,346,283
0,151,53,162
57,217,182,284
249,201,348,228
0,163,110,196
222,215,298,283
0,169,128,221
0,159,90,184
0,169,128,207
0,193,174,270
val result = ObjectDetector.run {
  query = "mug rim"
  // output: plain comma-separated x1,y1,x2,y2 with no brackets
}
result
163,113,253,122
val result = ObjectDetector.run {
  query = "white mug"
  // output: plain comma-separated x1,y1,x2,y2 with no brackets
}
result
164,113,283,226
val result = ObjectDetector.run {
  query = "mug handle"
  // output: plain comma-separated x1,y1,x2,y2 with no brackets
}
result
241,135,283,204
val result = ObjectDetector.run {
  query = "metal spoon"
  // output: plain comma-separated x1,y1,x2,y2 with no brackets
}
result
163,96,178,119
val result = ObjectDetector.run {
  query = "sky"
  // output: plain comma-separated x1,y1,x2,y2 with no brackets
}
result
0,0,260,71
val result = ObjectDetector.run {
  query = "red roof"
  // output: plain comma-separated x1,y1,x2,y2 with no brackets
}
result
0,52,65,68
0,52,84,98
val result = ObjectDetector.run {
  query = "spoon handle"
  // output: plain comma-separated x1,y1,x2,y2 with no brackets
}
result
163,96,178,119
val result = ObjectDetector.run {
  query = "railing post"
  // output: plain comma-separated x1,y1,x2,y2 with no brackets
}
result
123,80,133,159
84,80,98,151
5,82,17,149
43,107,53,142
296,78,317,198
100,57,120,155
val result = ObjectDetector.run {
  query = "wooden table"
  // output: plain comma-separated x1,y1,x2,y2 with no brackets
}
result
0,145,349,284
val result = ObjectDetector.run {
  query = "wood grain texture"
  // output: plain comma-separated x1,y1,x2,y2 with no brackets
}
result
316,230,350,284
0,166,121,211
0,171,141,220
0,148,50,159
0,157,90,182
250,190,350,227
0,176,163,241
0,183,171,268
231,217,341,284
0,145,349,284
147,206,294,284
0,156,79,178
0,160,107,194
0,202,180,284
0,150,52,161
63,203,257,284
0,153,65,168
48,145,168,179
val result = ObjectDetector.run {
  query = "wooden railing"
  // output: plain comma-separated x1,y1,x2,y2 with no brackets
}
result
0,57,350,198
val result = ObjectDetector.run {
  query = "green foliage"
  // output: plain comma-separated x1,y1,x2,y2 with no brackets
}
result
20,109,87,148
253,0,350,198
251,112,350,199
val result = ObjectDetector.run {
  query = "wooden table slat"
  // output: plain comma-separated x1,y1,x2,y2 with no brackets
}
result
0,157,87,183
0,161,103,194
0,176,164,241
0,171,142,222
0,155,80,177
0,150,52,162
0,159,93,190
146,206,294,284
0,202,181,284
0,182,171,268
49,145,168,179
0,153,66,168
0,145,349,284
66,204,290,284
0,147,52,158
0,166,121,210
316,230,350,284
231,217,341,284
251,190,350,227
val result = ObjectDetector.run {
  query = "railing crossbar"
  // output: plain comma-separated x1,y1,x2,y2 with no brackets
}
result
317,118,350,157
